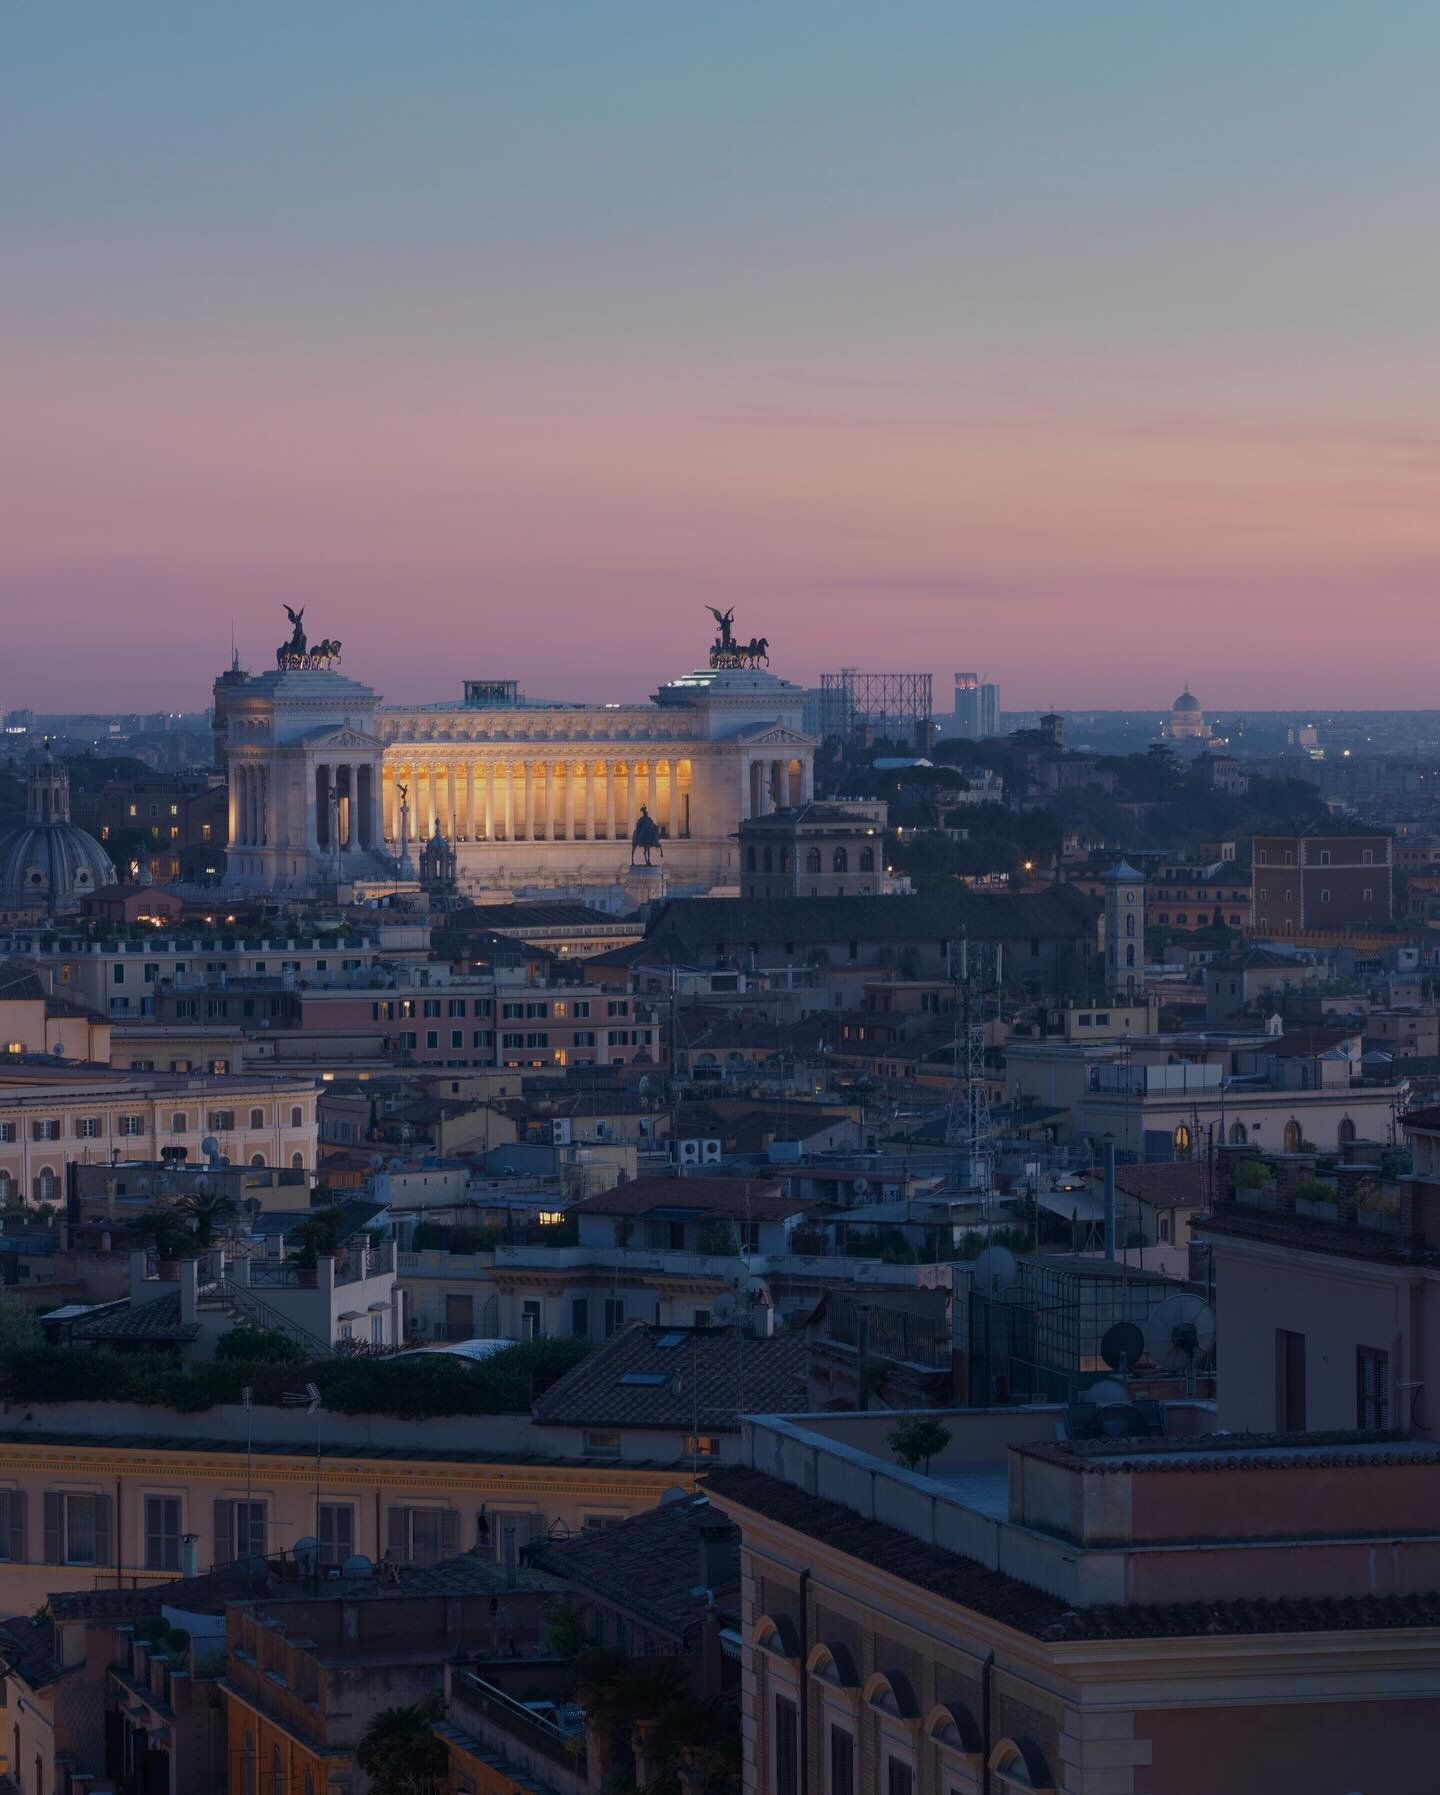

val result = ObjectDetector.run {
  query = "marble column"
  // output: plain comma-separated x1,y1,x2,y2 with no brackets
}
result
565,762,577,841
544,761,556,841
665,761,677,839
483,762,494,841
503,762,514,840
588,763,599,840
464,762,475,841
605,763,617,839
447,763,459,837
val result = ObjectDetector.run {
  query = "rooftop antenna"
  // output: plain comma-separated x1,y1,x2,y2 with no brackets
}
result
945,933,994,1203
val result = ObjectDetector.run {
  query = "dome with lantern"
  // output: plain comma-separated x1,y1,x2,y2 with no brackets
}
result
1163,685,1209,742
0,752,116,912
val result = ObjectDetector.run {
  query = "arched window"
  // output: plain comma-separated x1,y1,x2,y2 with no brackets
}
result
832,847,848,873
291,1152,304,1170
1284,1119,1303,1153
250,1154,265,1168
806,848,822,875
762,847,773,873
860,847,875,872
271,1746,284,1795
990,1737,1055,1792
249,1107,265,1130
1125,914,1135,936
243,1732,255,1795
1125,944,1135,967
1229,1121,1247,1144
1173,1123,1192,1159
1338,1117,1356,1145
36,1167,56,1203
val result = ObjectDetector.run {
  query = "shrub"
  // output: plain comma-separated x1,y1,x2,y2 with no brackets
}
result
1292,1178,1337,1205
215,1327,306,1365
1231,1160,1274,1190
887,1415,952,1474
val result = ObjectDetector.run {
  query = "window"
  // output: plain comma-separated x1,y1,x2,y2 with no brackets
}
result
0,1490,26,1562
317,1502,355,1566
118,1115,145,1137
832,847,848,873
685,1435,721,1457
387,1505,458,1567
31,1120,59,1142
144,1495,181,1571
1357,1348,1389,1429
607,1000,628,1017
1318,848,1331,865
249,1107,265,1129
75,1117,100,1139
774,1696,798,1795
448,998,466,1018
171,1111,188,1134
806,847,822,875
859,846,875,873
0,1124,14,1144
44,1492,112,1566
571,1298,589,1338
1320,888,1331,904
829,1726,854,1795
426,1031,439,1050
1276,1329,1306,1431
1363,847,1374,864
208,1110,235,1132
583,1430,622,1458
886,1762,913,1795
573,1001,590,1018
1173,1122,1192,1159
1283,1118,1303,1153
212,1497,268,1564
1363,887,1373,902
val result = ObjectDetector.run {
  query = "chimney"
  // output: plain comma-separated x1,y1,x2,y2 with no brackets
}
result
129,1248,149,1302
180,1533,200,1577
179,1257,198,1327
697,1520,738,1594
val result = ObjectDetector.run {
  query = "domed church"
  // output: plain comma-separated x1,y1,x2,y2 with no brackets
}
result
0,753,116,913
1162,685,1210,743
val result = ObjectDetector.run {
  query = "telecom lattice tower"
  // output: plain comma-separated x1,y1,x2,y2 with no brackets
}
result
944,938,996,1194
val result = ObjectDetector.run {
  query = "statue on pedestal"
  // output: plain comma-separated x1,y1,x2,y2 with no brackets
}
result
630,805,663,867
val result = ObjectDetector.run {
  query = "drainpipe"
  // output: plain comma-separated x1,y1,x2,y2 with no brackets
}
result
797,1569,810,1795
981,1649,994,1794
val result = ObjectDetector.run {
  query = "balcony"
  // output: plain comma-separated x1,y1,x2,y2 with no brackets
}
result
446,1667,587,1794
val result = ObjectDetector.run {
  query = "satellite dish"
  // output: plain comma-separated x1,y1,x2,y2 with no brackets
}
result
852,1177,870,1198
340,1554,374,1577
369,1154,385,1171
388,1158,403,1172
1083,1377,1132,1408
201,1136,219,1158
1100,1320,1146,1372
637,1074,651,1095
293,1536,319,1574
972,1245,1019,1295
1144,1293,1217,1377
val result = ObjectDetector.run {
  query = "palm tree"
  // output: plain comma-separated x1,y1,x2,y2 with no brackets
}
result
355,1700,446,1795
129,1208,195,1261
176,1187,238,1247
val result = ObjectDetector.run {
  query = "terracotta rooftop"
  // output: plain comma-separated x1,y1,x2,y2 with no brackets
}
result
568,1175,811,1222
705,1465,1440,1642
532,1492,738,1635
533,1321,809,1433
1100,1161,1214,1210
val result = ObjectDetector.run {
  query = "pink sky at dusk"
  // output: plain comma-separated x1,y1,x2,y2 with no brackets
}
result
5,4,1440,716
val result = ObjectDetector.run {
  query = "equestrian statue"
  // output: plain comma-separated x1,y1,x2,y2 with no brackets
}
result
630,805,663,867
276,605,343,670
705,607,770,669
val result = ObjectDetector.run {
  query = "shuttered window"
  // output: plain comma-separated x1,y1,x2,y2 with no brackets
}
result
386,1505,459,1567
145,1496,181,1571
0,1491,26,1563
213,1497,268,1566
43,1492,112,1566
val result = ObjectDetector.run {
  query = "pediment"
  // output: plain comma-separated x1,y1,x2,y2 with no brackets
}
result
735,722,814,746
295,724,384,751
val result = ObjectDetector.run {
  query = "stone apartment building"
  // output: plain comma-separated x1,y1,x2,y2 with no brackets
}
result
710,1407,1440,1795
1252,823,1393,936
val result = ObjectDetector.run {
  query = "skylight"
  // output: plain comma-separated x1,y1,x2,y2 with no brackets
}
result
656,1332,688,1349
619,1371,670,1387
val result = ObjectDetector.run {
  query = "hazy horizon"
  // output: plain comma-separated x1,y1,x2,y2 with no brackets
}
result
6,3,1440,713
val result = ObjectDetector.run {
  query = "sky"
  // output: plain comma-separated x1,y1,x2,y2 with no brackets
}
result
5,2,1440,715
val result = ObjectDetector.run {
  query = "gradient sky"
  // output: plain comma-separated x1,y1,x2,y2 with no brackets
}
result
5,2,1440,714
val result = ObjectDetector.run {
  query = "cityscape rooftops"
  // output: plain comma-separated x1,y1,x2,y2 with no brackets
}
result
567,1175,808,1221
533,1321,809,1433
